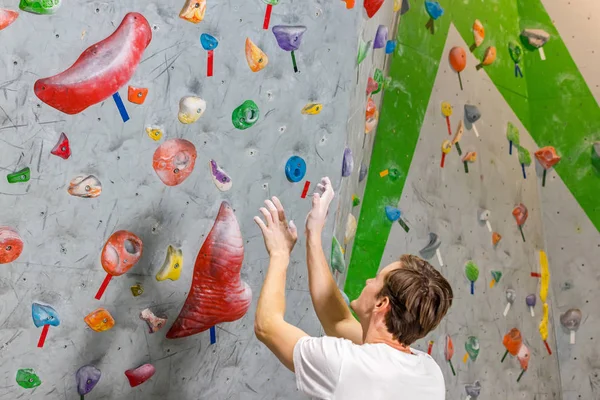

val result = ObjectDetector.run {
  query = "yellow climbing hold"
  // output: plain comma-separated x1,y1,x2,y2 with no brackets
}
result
393,0,401,12
156,245,183,281
379,169,389,177
539,302,549,341
301,103,323,115
146,127,163,141
539,250,549,303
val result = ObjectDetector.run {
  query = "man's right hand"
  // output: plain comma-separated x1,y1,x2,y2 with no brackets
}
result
305,177,335,235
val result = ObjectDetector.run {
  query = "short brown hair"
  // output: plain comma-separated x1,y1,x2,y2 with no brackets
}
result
377,254,453,346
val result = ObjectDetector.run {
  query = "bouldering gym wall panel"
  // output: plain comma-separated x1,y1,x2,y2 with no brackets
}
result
348,0,600,399
1,0,599,399
0,0,366,398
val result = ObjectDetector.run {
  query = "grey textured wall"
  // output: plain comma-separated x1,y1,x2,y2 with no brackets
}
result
0,0,361,398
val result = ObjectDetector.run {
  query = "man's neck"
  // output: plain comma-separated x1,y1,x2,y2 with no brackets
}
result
363,329,413,354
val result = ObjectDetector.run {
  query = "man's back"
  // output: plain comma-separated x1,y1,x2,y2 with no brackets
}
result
294,336,445,400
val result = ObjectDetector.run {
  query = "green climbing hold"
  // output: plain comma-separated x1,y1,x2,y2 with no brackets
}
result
19,0,60,15
7,167,30,183
506,122,520,146
591,142,600,174
465,261,479,282
357,39,371,66
232,100,260,130
509,41,522,64
491,270,502,283
16,368,41,389
465,336,480,361
388,168,401,181
518,146,532,166
352,195,360,207
331,236,345,273
373,69,384,94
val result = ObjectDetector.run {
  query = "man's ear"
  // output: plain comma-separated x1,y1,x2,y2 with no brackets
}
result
375,296,390,312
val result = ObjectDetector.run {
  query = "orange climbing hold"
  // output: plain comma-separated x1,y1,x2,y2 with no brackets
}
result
84,308,115,332
179,0,206,23
127,86,148,104
365,97,377,120
472,20,485,48
245,38,269,72
449,47,467,72
503,328,522,356
341,0,355,9
477,46,497,69
492,232,502,246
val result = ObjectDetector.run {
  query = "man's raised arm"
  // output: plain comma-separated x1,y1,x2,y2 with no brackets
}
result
305,178,363,344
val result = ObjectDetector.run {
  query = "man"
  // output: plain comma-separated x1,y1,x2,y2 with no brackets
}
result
254,177,453,399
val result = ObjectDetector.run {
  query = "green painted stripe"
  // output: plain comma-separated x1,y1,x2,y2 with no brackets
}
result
346,0,600,300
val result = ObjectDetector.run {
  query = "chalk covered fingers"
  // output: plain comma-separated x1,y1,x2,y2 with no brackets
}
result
254,197,298,257
306,177,335,234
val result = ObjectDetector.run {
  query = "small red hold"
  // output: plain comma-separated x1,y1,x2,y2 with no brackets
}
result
50,132,71,160
127,86,149,105
364,0,384,18
366,77,378,96
124,364,155,387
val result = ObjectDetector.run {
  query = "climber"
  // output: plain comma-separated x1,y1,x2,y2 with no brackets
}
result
253,177,453,400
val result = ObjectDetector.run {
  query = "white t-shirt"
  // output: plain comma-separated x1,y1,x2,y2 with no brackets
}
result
293,336,445,400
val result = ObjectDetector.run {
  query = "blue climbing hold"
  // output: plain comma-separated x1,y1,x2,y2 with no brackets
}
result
385,40,396,54
340,290,350,307
425,1,444,20
385,206,401,222
32,303,60,328
285,156,307,183
200,33,219,50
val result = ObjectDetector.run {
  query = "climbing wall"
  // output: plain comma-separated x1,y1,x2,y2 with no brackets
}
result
0,0,362,398
380,25,562,397
347,0,600,399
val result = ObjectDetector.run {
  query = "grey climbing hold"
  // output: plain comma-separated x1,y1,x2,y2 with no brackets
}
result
359,163,368,182
464,104,481,124
521,29,550,48
400,0,410,15
419,232,441,259
465,381,481,398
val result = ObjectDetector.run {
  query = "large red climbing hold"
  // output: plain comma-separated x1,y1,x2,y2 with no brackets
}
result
166,202,252,339
34,13,152,115
124,364,155,387
50,132,71,159
364,0,384,18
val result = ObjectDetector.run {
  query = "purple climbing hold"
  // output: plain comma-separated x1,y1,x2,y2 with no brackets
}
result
272,25,307,51
342,148,354,177
359,163,368,182
76,365,101,396
374,25,388,49
385,206,401,222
